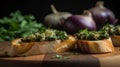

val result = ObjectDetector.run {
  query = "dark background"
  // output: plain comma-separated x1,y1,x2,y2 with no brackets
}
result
0,0,119,23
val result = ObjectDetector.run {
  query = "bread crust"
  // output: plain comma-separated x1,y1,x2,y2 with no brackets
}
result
77,38,114,53
8,36,76,56
111,36,120,47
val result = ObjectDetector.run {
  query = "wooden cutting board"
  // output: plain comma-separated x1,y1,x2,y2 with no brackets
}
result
0,42,120,67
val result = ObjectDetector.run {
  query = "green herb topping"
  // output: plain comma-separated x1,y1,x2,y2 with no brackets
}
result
54,54,70,60
21,29,68,42
101,24,120,35
76,29,109,40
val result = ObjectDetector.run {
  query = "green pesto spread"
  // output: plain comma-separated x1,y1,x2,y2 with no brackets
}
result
21,29,68,42
101,24,120,35
76,29,109,40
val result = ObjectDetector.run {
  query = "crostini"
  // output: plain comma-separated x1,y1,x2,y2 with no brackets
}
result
8,29,76,56
102,24,120,47
76,29,114,53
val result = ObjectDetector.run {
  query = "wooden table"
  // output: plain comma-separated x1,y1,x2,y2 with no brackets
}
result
0,42,120,67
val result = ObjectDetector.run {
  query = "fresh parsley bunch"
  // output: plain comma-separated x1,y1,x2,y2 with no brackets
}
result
0,10,43,42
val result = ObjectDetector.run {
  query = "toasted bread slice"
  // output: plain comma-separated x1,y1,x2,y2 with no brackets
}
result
8,38,61,56
77,38,114,53
55,36,77,53
111,36,120,47
8,36,76,56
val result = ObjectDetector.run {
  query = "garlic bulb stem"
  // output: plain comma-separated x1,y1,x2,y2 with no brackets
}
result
51,5,59,15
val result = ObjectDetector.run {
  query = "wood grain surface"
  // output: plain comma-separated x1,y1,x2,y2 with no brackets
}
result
0,42,120,67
